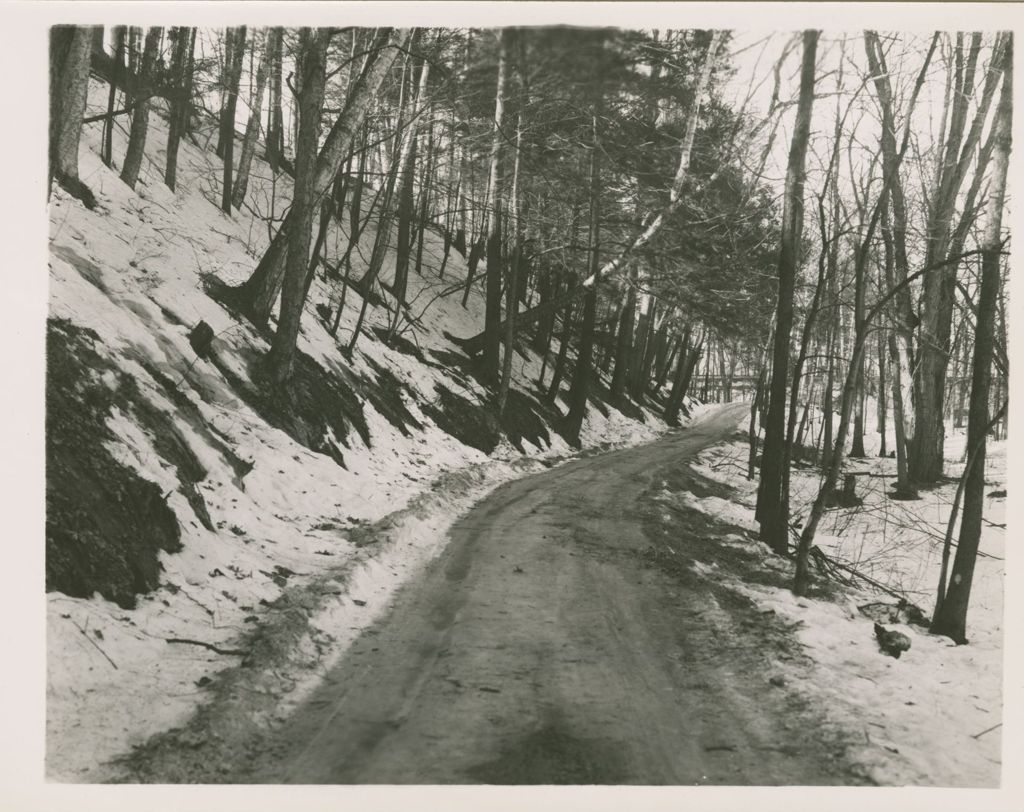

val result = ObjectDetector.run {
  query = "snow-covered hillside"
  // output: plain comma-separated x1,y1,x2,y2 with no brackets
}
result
673,410,1005,786
46,77,690,781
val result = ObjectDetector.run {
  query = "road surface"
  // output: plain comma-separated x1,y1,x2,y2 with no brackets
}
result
240,403,866,785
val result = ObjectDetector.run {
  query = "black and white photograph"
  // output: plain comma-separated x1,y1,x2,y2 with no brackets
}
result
5,1,1024,809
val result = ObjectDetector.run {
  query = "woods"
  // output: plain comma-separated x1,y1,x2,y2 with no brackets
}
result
47,23,1011,664
37,13,1020,791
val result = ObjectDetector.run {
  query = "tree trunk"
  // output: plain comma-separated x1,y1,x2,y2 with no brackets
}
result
125,26,140,75
347,121,368,244
610,282,636,400
850,327,867,457
483,29,512,379
120,27,161,191
863,30,944,478
630,298,659,400
306,195,334,296
230,29,407,326
757,30,818,555
101,26,126,168
663,327,693,426
627,297,650,398
498,91,527,416
876,326,888,458
348,133,405,353
890,344,913,494
681,339,703,404
220,27,247,213
546,299,576,404
701,342,711,402
217,27,246,158
819,281,838,466
413,116,435,278
533,273,559,356
232,29,272,209
266,29,329,384
653,334,680,394
267,26,285,172
747,343,770,479
564,95,603,442
911,33,1003,483
49,25,96,207
164,27,195,191
931,42,1011,643
390,51,431,331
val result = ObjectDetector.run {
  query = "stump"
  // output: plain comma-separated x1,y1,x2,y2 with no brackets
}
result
188,320,215,358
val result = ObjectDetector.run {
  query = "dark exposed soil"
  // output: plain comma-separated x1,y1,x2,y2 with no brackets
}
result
205,345,370,469
46,319,183,609
424,345,574,453
371,326,427,363
421,382,562,455
421,383,503,453
358,357,424,437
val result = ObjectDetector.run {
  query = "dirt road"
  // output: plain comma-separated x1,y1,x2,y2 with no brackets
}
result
239,403,867,785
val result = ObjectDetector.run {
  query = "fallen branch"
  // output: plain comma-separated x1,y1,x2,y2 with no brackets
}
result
73,621,119,670
804,542,923,608
165,638,247,656
972,722,1002,740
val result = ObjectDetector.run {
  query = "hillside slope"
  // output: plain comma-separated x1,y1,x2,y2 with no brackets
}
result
46,78,695,781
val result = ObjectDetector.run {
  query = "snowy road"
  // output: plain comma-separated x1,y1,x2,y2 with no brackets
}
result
238,402,867,785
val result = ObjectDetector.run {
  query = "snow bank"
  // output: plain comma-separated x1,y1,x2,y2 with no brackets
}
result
674,429,1004,786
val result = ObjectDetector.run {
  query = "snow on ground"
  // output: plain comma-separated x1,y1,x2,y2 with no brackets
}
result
671,409,1004,786
47,79,685,781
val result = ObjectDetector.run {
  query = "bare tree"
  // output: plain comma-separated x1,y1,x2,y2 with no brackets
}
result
232,29,272,209
931,39,1011,643
266,27,286,172
911,33,1005,482
49,25,96,207
229,28,408,326
564,102,603,443
756,30,819,555
219,27,247,213
101,26,126,169
482,28,512,378
120,27,161,191
266,29,330,384
498,34,529,415
389,36,433,336
164,27,196,191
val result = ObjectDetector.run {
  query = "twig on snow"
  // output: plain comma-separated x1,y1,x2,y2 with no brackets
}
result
165,638,247,656
972,722,1002,740
71,620,119,670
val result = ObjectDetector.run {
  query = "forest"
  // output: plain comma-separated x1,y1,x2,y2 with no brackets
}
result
44,22,1010,788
